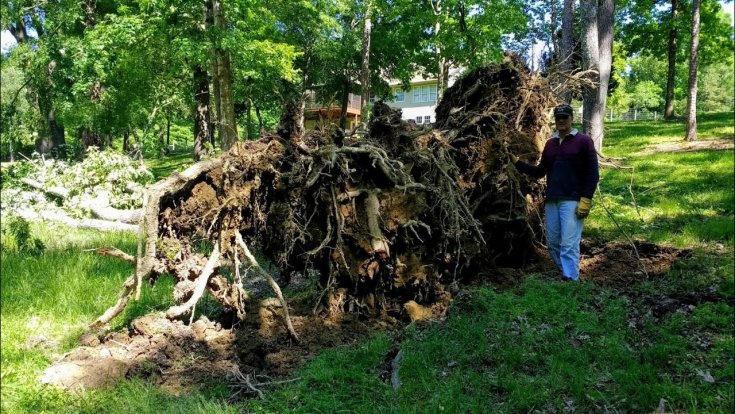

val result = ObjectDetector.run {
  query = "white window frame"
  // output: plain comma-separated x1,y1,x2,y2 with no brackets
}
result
394,89,405,102
412,85,437,103
424,115,431,124
415,116,423,124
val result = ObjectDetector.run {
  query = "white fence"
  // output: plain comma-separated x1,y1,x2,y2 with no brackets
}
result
607,108,661,122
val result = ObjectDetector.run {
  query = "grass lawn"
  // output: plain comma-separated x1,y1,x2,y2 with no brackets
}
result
1,112,733,413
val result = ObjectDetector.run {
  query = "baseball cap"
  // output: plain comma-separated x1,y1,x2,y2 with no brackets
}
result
553,104,574,117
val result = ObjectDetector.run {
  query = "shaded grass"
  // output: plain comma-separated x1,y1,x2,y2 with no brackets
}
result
1,224,180,413
145,152,196,180
245,280,732,413
585,112,734,250
1,112,733,413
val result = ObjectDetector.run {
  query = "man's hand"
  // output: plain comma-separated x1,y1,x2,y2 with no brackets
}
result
576,197,592,218
510,154,519,164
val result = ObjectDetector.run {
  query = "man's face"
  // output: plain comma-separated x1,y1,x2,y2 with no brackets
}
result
554,114,572,132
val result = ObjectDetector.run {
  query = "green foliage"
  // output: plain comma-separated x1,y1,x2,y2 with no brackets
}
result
1,217,45,254
630,80,663,110
699,61,735,112
1,148,155,220
0,61,37,159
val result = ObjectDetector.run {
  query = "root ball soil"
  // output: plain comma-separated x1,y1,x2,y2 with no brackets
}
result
90,57,553,332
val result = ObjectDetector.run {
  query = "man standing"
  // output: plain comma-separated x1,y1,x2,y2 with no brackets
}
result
511,104,599,281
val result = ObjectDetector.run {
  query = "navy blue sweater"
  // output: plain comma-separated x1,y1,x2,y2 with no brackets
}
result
515,130,599,200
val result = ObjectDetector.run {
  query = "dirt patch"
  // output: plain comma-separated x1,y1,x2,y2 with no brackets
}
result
523,239,690,287
41,294,399,394
580,240,691,286
641,138,734,155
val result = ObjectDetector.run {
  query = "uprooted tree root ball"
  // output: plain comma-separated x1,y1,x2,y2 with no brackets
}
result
91,58,554,335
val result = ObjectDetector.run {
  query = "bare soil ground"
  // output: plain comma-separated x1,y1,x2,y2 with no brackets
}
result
641,138,734,155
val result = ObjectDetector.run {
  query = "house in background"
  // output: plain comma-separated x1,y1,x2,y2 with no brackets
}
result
378,68,463,125
303,91,362,131
304,68,463,131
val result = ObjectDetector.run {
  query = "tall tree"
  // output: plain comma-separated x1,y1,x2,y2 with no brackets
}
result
579,0,615,152
1,1,67,155
618,0,732,120
596,0,615,150
665,0,679,119
559,0,575,103
684,0,701,141
580,0,600,145
193,66,212,161
360,0,374,109
211,0,239,149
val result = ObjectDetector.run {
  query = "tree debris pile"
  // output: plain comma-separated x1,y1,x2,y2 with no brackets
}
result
92,60,555,332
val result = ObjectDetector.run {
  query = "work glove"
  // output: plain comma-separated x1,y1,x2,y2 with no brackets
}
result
576,197,592,218
510,154,519,164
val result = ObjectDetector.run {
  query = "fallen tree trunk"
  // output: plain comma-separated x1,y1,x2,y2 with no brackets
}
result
93,57,554,329
16,209,138,232
19,177,143,224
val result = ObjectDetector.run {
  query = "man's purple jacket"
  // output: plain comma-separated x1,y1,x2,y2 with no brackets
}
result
514,129,599,201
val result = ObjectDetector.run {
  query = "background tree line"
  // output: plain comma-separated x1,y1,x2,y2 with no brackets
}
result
1,0,732,162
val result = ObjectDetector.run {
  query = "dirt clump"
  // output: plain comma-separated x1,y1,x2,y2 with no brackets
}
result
580,240,691,287
40,314,235,393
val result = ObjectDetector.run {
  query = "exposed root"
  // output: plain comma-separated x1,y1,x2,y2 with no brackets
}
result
89,275,136,330
166,243,221,319
89,247,135,265
92,60,550,331
235,232,299,342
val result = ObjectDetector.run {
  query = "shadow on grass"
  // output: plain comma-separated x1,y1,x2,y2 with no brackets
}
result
145,152,196,181
604,112,734,155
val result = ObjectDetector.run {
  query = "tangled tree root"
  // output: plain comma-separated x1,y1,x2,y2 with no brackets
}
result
92,57,554,332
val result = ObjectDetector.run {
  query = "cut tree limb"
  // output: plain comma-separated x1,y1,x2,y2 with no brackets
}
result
19,177,142,223
16,209,138,232
89,247,136,264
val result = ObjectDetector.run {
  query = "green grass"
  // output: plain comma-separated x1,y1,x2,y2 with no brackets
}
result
2,112,733,413
145,152,197,180
587,112,734,249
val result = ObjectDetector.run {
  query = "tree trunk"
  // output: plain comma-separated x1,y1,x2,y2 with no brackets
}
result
560,0,575,103
360,0,373,110
684,0,700,142
8,138,15,162
551,0,559,62
8,20,29,43
123,130,130,152
166,112,171,153
211,0,239,151
34,65,66,154
339,76,350,129
580,0,600,142
665,0,678,119
79,128,103,150
246,99,253,140
296,98,306,137
206,0,223,149
193,66,211,161
594,0,615,153
255,106,264,135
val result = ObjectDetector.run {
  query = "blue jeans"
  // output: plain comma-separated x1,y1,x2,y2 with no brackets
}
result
545,200,584,280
